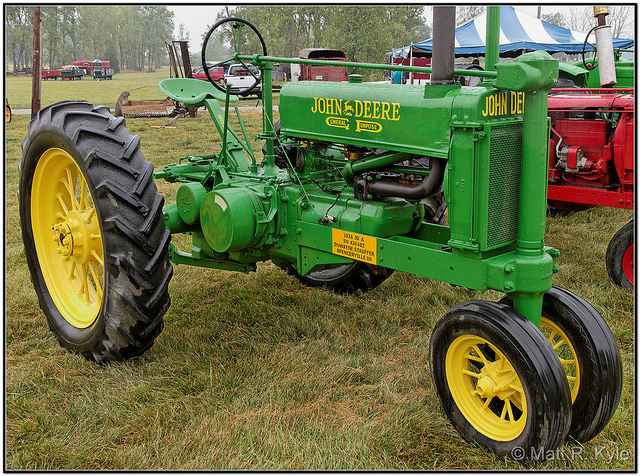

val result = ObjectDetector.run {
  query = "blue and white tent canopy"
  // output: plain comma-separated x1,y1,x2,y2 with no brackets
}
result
392,6,634,58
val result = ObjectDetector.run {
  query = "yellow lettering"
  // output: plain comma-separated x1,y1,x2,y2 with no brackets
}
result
372,102,381,119
510,92,517,114
355,100,363,117
381,102,391,120
364,101,372,118
391,103,400,121
334,99,341,116
482,96,489,117
311,97,318,114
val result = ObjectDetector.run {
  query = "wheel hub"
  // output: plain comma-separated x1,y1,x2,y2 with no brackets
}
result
52,209,101,265
472,360,519,401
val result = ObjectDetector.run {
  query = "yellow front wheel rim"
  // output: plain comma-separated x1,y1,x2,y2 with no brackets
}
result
446,335,527,441
31,148,104,328
540,317,580,403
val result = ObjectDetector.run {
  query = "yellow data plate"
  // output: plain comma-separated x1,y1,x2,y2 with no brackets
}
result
331,229,377,265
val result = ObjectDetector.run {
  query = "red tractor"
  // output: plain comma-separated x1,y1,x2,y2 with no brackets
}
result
547,88,634,290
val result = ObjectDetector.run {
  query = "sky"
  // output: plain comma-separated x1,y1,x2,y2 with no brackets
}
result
167,5,573,52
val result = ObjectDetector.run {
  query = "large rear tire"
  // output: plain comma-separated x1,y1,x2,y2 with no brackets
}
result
19,100,173,363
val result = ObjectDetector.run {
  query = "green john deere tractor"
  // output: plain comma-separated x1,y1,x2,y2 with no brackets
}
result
18,7,621,461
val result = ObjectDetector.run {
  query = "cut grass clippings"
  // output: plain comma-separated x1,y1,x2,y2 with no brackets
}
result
4,71,635,470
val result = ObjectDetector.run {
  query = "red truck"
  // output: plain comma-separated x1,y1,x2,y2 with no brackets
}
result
73,60,110,76
193,65,225,83
292,49,348,82
547,88,634,290
41,70,60,80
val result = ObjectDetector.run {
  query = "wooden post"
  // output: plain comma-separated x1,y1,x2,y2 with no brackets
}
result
31,6,42,119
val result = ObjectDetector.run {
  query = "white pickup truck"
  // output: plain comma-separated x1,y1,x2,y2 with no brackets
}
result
224,64,262,98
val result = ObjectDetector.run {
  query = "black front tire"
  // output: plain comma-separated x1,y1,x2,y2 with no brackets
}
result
19,100,173,363
430,300,572,460
500,286,623,443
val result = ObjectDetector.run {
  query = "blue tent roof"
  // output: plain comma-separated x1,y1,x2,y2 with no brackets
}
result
392,6,634,58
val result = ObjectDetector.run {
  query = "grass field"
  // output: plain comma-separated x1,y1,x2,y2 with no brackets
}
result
4,72,635,470
5,68,276,111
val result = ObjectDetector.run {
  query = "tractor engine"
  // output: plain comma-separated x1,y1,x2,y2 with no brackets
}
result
159,74,533,280
548,91,634,190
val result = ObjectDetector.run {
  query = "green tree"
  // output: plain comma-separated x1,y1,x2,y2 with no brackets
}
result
6,6,32,71
42,6,63,69
59,6,80,67
541,12,565,28
456,6,484,26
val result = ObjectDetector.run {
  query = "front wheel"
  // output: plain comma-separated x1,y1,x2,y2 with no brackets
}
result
19,100,173,363
606,220,634,290
430,300,572,460
500,286,623,443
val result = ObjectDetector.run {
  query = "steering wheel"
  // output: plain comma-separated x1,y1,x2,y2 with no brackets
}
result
201,17,267,97
582,26,599,70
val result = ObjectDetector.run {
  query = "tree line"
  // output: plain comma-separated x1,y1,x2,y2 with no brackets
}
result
7,5,633,76
6,6,174,73
198,6,430,80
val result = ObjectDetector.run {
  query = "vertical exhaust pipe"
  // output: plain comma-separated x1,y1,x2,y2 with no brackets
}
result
593,6,617,87
431,6,456,84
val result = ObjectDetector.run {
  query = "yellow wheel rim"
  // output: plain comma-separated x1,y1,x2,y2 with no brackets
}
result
31,148,104,328
446,335,527,441
540,317,580,403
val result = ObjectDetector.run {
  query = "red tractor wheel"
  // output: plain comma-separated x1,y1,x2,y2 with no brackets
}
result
606,220,634,290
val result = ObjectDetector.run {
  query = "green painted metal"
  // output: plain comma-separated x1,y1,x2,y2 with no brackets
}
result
279,82,460,158
485,6,500,73
154,19,564,327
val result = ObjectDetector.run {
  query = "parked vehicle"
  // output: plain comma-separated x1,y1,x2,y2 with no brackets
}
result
73,60,111,76
547,89,634,289
224,64,262,97
194,65,225,83
41,70,60,81
60,66,84,81
92,67,113,80
291,48,348,82
18,12,622,462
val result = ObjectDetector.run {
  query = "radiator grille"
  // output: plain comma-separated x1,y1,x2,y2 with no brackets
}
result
487,123,522,249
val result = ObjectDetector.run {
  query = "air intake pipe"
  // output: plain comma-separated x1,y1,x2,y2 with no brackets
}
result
354,157,447,201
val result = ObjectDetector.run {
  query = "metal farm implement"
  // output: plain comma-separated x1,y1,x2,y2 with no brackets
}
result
19,7,621,461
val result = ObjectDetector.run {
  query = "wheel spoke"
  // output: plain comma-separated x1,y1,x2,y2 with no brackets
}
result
546,329,557,345
88,261,103,301
91,249,104,267
80,178,89,210
55,193,69,215
465,352,485,364
472,345,489,365
67,260,77,279
462,369,481,378
553,338,566,350
500,400,508,420
505,398,516,422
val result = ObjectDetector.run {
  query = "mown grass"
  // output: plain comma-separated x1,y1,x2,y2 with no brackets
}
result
5,69,278,111
4,83,635,469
